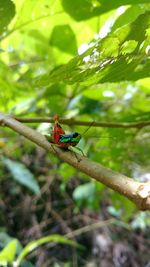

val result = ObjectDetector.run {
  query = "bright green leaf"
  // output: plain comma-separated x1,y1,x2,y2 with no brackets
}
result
0,240,17,264
100,37,120,57
36,10,150,87
121,40,138,54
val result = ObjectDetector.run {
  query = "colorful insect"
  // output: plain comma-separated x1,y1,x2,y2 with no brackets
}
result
47,115,113,157
52,114,82,149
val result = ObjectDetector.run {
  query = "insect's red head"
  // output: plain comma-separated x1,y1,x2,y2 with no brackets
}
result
54,114,59,122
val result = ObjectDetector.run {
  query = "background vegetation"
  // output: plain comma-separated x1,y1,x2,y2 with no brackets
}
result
0,0,150,266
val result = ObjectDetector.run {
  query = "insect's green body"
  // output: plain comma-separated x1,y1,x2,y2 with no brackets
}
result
59,132,81,148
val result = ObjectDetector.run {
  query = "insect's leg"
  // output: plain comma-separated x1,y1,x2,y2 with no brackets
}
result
68,146,85,157
68,146,83,162
44,134,61,153
72,146,86,157
75,147,87,162
75,147,86,157
74,151,82,162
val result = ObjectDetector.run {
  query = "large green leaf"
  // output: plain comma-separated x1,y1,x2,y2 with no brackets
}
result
36,52,149,86
2,158,40,194
36,10,150,86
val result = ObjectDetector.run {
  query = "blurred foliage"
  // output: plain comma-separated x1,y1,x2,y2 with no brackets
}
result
2,157,40,194
0,0,150,266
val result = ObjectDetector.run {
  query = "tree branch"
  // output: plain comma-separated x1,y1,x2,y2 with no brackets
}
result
0,112,150,210
15,116,150,129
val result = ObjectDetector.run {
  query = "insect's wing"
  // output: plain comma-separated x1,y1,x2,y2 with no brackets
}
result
59,134,73,143
53,115,65,144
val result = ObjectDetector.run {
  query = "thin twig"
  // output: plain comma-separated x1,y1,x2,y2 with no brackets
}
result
15,116,150,129
66,219,115,238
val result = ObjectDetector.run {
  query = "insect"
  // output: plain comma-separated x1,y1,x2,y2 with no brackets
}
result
48,115,113,156
52,114,82,149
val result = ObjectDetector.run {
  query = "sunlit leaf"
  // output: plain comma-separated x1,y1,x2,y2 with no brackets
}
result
121,40,138,54
36,10,150,87
0,240,17,263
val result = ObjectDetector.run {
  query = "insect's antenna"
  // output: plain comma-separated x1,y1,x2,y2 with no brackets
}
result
90,136,117,140
81,120,95,136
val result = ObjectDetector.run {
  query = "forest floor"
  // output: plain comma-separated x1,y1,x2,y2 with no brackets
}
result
1,146,150,267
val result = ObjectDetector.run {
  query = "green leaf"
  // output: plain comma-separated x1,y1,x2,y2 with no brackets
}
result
62,0,150,21
0,0,15,34
123,10,150,46
0,240,17,264
107,206,122,218
99,58,147,83
41,55,149,85
131,212,149,230
83,86,115,100
121,40,138,54
111,5,147,32
73,182,96,200
15,235,81,267
36,10,150,87
137,77,150,93
110,192,135,221
2,158,40,194
73,182,102,210
50,25,77,55
13,0,54,28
